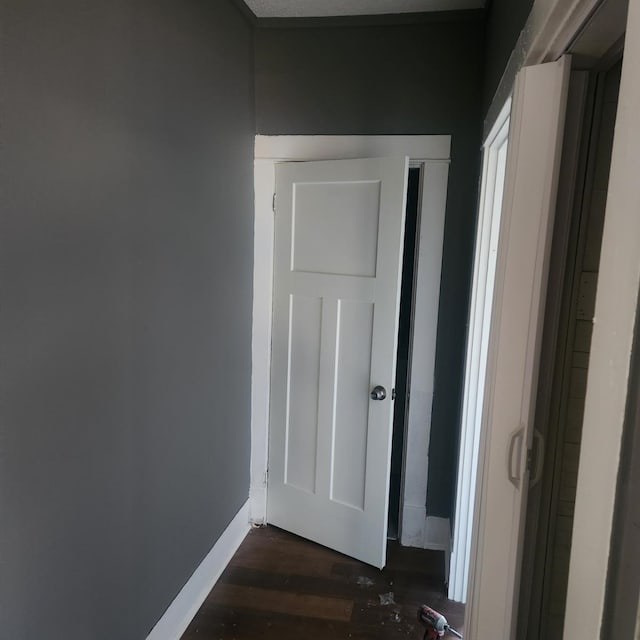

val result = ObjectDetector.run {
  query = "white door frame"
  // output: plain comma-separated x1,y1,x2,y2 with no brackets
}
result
250,136,451,552
564,2,640,636
448,97,511,603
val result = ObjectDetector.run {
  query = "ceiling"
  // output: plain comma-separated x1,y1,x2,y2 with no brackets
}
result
242,0,485,18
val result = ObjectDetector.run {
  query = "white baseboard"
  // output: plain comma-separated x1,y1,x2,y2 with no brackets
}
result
423,516,451,552
147,500,250,640
400,508,451,585
424,516,451,587
400,503,427,548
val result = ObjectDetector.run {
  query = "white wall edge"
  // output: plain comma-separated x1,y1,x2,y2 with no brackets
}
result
251,136,451,535
146,501,250,640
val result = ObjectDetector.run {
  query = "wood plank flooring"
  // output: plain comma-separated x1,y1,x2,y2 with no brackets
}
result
182,526,464,640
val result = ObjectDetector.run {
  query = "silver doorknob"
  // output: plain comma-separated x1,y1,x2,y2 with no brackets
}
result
370,385,387,401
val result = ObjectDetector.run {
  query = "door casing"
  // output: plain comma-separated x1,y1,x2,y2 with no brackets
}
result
250,135,451,552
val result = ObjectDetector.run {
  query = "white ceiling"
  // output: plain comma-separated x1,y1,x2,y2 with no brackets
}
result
243,0,484,18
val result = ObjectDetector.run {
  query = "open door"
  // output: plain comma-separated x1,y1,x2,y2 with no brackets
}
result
465,57,571,638
267,157,408,569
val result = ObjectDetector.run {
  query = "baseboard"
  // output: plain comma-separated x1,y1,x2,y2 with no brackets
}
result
400,509,451,583
400,503,427,548
147,500,250,640
424,516,451,586
423,516,451,552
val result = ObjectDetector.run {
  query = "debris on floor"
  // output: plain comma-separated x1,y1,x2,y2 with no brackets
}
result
356,576,375,587
378,591,396,606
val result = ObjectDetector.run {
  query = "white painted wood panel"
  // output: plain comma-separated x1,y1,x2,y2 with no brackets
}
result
332,300,375,510
286,295,322,493
244,0,484,18
254,136,450,162
466,56,570,640
400,160,451,551
293,182,381,277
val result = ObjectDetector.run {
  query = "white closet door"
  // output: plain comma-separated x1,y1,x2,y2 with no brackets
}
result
466,56,571,638
268,156,408,568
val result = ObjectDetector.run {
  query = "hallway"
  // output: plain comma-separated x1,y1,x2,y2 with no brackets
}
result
182,526,464,639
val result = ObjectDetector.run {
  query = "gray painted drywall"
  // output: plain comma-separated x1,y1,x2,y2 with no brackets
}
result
483,0,534,111
0,1,254,638
255,17,485,519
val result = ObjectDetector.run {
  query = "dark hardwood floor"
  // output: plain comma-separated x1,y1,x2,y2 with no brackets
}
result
182,526,464,639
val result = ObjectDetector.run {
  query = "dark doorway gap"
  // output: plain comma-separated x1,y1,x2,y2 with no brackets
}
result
388,167,421,539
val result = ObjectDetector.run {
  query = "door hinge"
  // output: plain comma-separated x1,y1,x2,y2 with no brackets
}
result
391,388,397,400
272,192,276,213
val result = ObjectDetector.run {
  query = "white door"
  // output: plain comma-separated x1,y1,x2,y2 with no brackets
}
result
267,156,408,568
465,57,571,638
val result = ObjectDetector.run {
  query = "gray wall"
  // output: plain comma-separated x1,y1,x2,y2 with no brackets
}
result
255,17,485,519
483,0,534,111
0,1,254,638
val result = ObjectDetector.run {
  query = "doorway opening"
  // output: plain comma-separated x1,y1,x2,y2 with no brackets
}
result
388,167,421,540
251,135,451,567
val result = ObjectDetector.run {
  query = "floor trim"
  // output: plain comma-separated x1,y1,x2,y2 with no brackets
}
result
147,500,250,640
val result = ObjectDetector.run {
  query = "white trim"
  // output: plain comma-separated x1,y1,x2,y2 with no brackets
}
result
250,136,450,542
449,98,511,604
564,2,640,636
146,501,250,640
244,0,484,19
424,515,452,554
424,516,452,585
250,158,276,525
484,0,606,136
400,504,428,548
254,135,451,162
525,0,604,65
399,159,449,550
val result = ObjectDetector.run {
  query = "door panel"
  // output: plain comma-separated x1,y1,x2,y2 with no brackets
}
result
268,157,408,568
292,182,381,277
332,299,374,510
286,295,322,493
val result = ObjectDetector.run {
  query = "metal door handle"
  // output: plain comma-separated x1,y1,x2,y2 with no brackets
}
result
507,427,525,489
370,385,387,401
